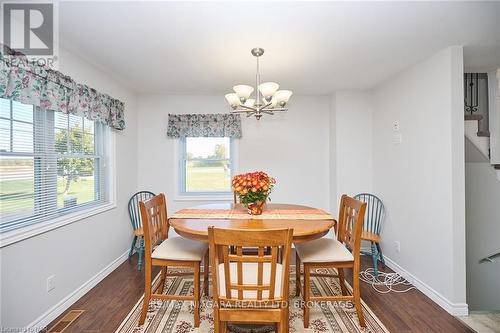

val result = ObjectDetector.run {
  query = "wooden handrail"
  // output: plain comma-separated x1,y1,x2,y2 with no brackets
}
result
479,249,500,263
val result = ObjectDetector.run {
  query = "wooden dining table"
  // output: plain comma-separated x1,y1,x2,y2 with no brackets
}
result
169,203,335,333
169,203,336,243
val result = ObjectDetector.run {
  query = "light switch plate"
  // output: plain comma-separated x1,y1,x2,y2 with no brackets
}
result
393,121,400,132
47,275,55,292
394,241,401,253
392,133,402,145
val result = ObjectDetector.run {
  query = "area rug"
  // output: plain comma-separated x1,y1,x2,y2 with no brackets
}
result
115,268,388,333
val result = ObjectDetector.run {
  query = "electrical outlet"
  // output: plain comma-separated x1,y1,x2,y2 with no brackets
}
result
47,275,55,292
394,241,401,253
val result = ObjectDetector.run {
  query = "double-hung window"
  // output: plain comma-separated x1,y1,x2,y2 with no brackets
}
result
179,137,235,197
0,98,112,234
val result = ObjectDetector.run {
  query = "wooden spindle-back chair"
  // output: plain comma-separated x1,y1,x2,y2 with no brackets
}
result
295,194,367,327
354,193,386,276
127,191,155,270
138,193,209,327
209,227,293,333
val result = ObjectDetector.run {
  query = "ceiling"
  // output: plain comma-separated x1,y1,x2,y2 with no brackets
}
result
59,1,500,95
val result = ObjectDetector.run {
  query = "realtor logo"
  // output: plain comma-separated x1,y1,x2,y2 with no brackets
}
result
2,2,55,56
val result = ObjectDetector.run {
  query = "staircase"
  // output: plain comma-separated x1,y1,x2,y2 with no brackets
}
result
464,114,500,170
463,71,500,320
459,312,500,333
464,70,500,172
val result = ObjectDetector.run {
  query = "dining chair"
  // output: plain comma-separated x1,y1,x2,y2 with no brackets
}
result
128,190,155,270
138,193,209,327
295,194,367,328
209,227,293,333
354,193,385,276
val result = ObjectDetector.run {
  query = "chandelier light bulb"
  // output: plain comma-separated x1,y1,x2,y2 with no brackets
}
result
258,82,280,102
233,85,254,103
270,97,278,108
244,98,255,107
225,93,241,108
274,90,293,107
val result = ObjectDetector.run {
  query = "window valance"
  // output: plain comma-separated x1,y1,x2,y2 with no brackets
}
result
0,45,125,130
167,114,242,138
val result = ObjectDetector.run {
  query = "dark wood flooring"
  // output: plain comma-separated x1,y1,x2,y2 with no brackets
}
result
47,254,472,333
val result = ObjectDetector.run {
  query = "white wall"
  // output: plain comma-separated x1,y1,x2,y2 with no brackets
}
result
330,91,373,208
371,46,467,314
488,70,500,164
465,162,500,311
136,95,331,213
0,48,138,328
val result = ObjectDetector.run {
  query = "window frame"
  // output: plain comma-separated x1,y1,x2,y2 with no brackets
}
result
0,101,116,247
175,136,237,201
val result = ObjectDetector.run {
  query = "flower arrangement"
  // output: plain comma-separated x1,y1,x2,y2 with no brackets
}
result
232,171,276,215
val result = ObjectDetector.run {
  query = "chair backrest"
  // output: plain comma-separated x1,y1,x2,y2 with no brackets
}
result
139,193,169,261
337,195,367,260
354,193,384,235
208,227,293,306
128,191,155,230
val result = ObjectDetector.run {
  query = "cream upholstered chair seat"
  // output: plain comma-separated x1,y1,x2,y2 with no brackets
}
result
295,238,353,263
218,262,283,298
152,237,207,261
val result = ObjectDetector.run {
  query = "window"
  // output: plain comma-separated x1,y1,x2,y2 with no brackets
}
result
0,98,112,233
179,137,234,196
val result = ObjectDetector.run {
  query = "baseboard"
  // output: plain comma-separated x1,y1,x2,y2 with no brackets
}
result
27,249,130,332
384,256,469,316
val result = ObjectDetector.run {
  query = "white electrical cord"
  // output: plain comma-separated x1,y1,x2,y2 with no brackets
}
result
359,268,416,293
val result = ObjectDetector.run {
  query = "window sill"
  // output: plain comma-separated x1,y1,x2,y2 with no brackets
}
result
0,202,116,248
174,194,233,202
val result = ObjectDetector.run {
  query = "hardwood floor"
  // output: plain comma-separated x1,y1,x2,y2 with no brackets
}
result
47,254,473,333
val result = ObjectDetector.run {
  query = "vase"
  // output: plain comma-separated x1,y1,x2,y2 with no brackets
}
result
246,200,266,215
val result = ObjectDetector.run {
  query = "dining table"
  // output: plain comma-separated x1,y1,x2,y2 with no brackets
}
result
169,202,336,333
169,202,336,243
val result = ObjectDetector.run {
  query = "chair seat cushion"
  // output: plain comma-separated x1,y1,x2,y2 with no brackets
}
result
295,238,353,263
152,237,207,261
218,262,283,299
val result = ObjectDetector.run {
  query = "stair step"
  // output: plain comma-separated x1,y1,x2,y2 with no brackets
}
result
477,131,491,137
465,114,483,121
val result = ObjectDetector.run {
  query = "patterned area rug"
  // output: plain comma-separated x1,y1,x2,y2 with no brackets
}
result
115,268,388,333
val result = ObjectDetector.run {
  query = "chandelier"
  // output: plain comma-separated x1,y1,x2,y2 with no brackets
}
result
225,48,293,120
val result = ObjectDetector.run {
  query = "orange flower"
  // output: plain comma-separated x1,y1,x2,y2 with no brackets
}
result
232,171,276,205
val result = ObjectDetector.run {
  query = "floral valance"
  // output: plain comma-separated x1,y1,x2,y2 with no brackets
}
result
167,114,242,138
0,45,125,130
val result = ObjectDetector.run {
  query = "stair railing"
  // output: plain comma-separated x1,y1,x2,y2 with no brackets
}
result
464,73,490,136
479,249,500,263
